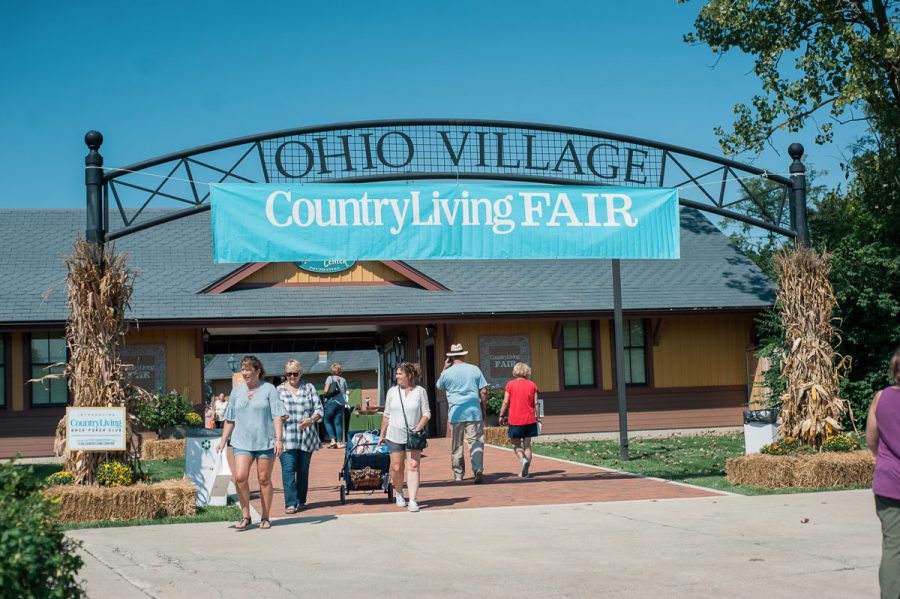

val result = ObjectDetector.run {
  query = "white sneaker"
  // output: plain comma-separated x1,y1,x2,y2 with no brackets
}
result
407,500,420,512
395,494,406,508
521,458,530,478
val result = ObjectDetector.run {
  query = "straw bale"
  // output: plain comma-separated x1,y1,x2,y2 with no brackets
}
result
484,426,512,446
142,439,186,460
726,451,873,489
44,479,196,523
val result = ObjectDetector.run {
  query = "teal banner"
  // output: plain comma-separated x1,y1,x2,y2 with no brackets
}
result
210,183,679,263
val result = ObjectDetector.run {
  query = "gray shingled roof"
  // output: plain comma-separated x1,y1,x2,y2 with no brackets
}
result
0,207,774,324
205,350,377,380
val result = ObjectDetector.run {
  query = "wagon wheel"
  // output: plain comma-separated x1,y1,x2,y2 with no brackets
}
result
340,484,346,505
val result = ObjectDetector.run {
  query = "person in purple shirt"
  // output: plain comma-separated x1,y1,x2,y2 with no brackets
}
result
866,347,900,599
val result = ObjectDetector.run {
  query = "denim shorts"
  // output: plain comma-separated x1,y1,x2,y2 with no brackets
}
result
384,439,407,453
232,447,276,459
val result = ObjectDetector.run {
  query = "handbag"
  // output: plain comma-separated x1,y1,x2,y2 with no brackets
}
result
398,386,428,450
324,377,343,399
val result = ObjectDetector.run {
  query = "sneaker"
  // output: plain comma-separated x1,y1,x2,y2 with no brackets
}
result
473,470,483,484
395,494,406,508
407,500,420,513
453,473,463,482
521,460,531,479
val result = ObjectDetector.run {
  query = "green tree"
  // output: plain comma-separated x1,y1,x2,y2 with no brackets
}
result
684,1,900,424
682,0,900,154
809,147,900,423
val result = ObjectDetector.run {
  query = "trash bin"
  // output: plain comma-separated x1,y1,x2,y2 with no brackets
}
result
743,408,780,454
185,428,231,507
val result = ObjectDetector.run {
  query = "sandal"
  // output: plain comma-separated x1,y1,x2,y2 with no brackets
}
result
284,506,298,515
235,515,252,530
259,518,271,529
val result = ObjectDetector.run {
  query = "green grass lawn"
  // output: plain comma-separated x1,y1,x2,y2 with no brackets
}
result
532,432,871,495
11,457,240,528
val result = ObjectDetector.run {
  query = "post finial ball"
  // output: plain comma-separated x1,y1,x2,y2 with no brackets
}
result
788,143,804,160
84,130,103,150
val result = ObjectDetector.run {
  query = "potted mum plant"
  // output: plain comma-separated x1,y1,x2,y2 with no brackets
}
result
137,389,199,439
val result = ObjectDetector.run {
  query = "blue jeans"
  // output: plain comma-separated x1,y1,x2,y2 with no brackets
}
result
279,448,313,508
323,401,345,444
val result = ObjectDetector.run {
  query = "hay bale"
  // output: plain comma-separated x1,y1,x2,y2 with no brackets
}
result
793,451,874,487
44,479,196,523
726,451,873,489
484,426,511,446
142,439,185,460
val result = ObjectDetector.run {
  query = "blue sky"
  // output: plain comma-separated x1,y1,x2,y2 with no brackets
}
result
0,1,862,210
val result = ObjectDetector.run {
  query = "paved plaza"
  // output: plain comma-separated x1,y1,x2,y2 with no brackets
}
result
68,441,883,598
237,437,720,519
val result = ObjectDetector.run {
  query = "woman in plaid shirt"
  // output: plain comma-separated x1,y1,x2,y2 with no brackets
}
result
277,359,324,513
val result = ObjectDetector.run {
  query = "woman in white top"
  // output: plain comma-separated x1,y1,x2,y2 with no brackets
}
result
378,362,430,512
213,393,229,429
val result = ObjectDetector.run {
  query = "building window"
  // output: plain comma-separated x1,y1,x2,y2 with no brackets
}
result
0,337,5,408
562,321,595,388
30,333,69,407
623,319,647,385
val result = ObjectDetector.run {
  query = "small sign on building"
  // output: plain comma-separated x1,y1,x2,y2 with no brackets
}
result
120,344,167,393
66,406,127,452
478,335,531,386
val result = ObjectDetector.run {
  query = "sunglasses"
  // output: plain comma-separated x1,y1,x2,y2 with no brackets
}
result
284,372,301,377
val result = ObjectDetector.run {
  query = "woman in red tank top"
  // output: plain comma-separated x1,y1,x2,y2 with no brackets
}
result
499,362,540,478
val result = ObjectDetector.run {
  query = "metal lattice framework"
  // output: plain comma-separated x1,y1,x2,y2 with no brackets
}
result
86,119,804,243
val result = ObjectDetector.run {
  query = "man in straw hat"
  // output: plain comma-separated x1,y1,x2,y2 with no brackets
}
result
436,343,488,483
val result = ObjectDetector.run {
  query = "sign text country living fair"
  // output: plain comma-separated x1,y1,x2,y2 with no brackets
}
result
210,183,679,262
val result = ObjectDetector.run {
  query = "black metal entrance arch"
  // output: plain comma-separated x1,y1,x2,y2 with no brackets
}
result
83,119,809,246
82,120,811,460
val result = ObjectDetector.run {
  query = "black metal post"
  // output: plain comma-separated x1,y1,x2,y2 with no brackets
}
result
788,143,810,246
85,130,104,248
612,259,629,461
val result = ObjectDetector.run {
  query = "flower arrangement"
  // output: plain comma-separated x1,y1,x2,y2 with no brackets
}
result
760,436,801,455
821,433,859,453
44,470,74,487
183,412,202,427
96,460,135,487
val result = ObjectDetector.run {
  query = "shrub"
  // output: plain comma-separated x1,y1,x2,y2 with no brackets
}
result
96,460,135,487
183,412,202,427
761,436,801,456
44,470,74,487
485,385,504,416
821,433,860,453
0,459,84,597
137,389,193,432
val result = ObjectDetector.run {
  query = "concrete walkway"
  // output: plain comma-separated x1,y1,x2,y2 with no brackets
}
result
70,489,882,598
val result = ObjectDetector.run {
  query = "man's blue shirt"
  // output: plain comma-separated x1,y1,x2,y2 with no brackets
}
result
436,362,487,423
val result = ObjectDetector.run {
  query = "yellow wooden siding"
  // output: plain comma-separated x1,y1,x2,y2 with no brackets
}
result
243,261,406,284
10,333,23,411
652,316,752,387
124,328,204,405
446,322,559,392
599,320,613,390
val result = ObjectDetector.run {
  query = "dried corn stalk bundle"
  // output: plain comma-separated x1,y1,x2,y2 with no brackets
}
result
774,246,850,447
49,240,144,484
